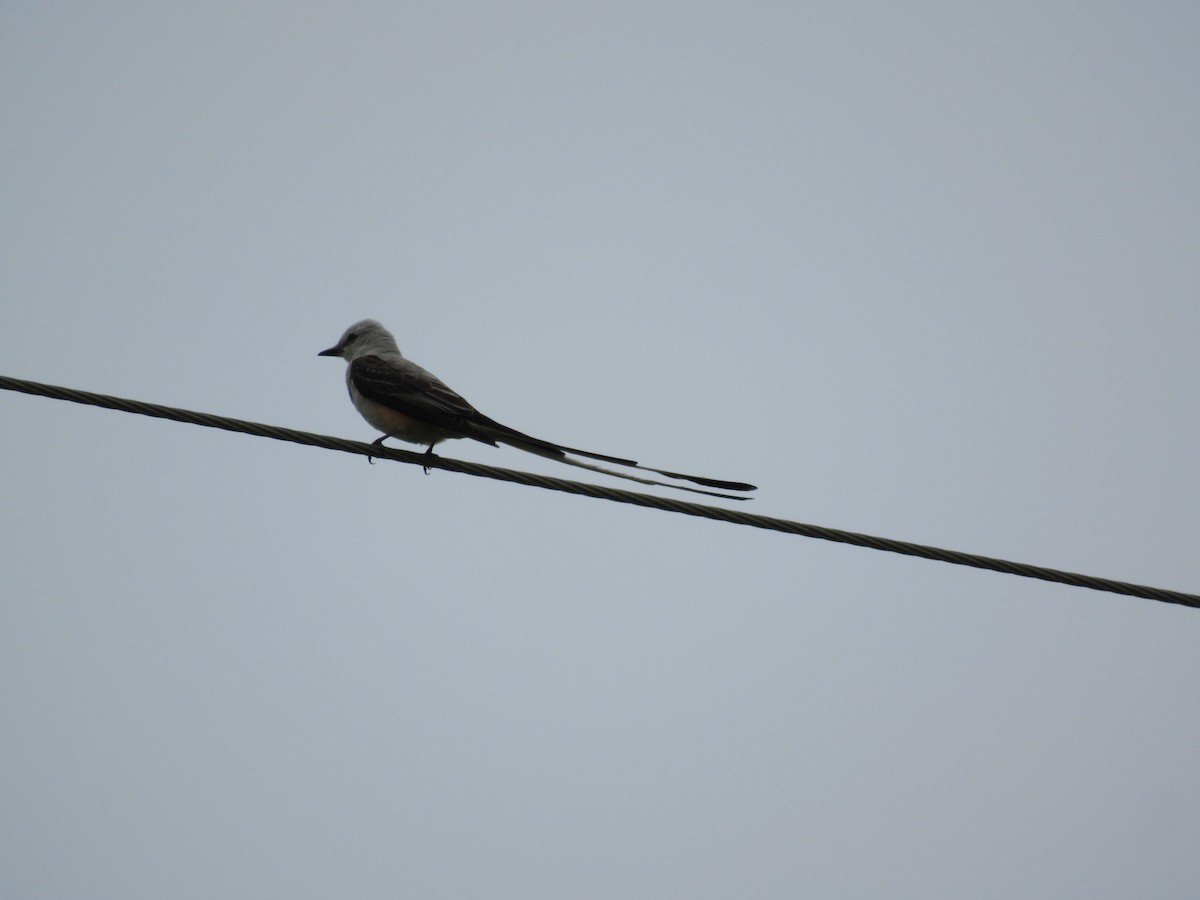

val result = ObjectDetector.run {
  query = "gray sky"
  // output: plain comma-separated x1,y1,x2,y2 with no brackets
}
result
3,3,1198,898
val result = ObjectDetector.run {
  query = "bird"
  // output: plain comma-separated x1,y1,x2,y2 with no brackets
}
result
319,319,756,500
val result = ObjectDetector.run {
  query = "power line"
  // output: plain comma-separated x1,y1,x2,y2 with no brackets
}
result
3,373,1196,610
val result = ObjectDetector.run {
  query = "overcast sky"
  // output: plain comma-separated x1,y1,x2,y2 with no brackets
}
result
2,3,1198,898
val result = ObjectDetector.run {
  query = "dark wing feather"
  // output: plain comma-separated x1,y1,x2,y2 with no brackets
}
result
349,355,498,445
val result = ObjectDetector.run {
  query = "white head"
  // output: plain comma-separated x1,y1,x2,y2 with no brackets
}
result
318,319,402,361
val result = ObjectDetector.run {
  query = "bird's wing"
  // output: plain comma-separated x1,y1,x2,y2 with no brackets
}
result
349,355,498,445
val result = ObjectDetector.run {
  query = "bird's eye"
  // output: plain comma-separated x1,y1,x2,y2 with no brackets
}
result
347,332,359,342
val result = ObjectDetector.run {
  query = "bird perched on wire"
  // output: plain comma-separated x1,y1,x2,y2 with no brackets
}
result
319,319,756,500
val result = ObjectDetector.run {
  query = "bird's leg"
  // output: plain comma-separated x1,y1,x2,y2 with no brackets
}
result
367,435,388,465
423,444,435,475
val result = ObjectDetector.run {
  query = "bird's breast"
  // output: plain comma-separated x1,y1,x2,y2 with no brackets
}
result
349,384,456,447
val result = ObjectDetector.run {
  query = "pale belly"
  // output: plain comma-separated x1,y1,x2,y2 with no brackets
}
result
350,386,459,448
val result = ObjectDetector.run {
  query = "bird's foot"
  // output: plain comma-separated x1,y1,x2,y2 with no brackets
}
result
367,436,388,465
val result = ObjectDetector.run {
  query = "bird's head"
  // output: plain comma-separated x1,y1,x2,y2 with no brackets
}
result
318,319,401,361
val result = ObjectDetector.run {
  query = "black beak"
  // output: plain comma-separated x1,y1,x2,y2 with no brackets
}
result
317,345,342,357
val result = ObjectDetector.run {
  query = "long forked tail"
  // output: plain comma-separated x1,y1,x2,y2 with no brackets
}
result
480,424,757,499
529,448,754,501
561,448,757,493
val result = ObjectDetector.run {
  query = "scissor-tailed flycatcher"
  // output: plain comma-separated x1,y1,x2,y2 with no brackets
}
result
319,319,757,500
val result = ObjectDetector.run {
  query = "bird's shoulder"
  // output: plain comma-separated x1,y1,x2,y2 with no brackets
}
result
349,353,479,418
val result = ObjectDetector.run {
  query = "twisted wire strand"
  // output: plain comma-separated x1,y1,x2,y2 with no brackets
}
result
3,373,1196,610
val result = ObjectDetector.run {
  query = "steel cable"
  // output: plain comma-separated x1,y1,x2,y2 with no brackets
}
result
3,374,1196,609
